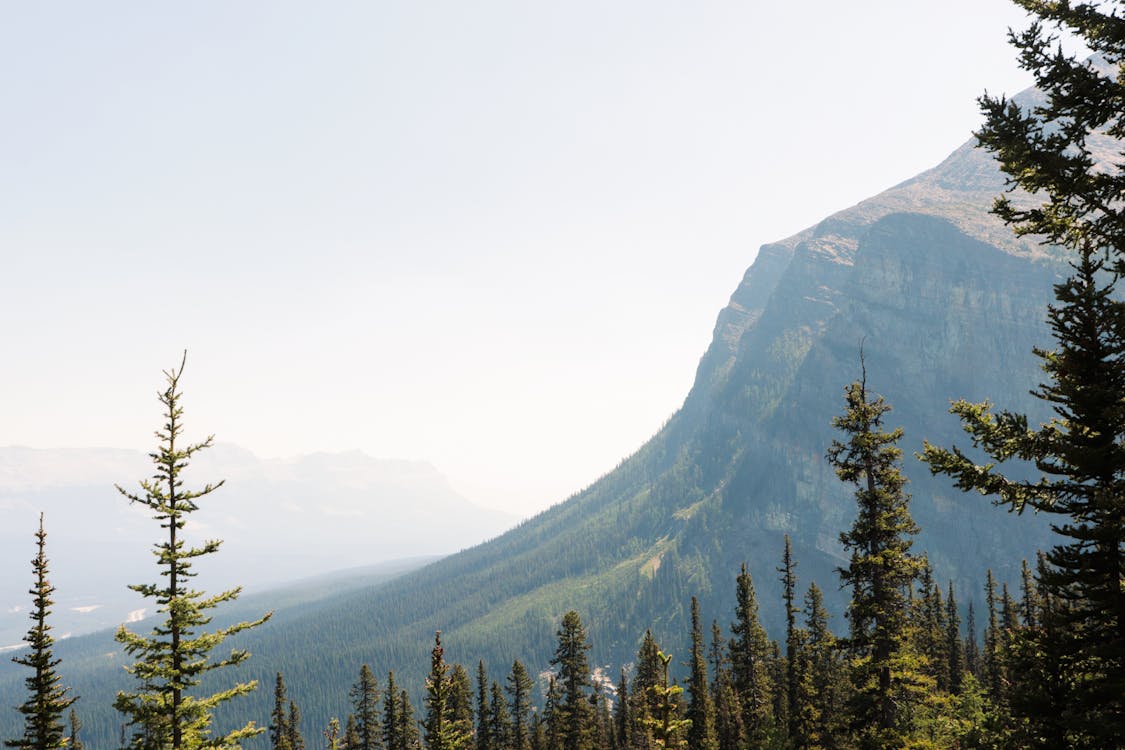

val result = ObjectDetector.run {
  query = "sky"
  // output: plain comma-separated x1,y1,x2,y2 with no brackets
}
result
1,2,1039,517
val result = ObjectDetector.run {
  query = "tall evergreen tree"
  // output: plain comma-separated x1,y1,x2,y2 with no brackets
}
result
613,669,631,750
66,710,82,750
802,582,845,750
382,673,401,750
397,691,420,750
685,598,716,750
505,661,533,750
270,673,293,750
487,682,509,750
289,700,307,750
475,663,490,750
351,665,382,750
549,611,594,750
449,665,474,746
423,632,469,750
923,8,1125,743
777,535,799,742
945,583,964,696
639,652,688,750
728,564,772,746
113,355,270,750
828,366,924,749
6,514,76,750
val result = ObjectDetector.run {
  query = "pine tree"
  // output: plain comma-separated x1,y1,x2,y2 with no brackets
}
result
289,701,307,750
113,355,270,749
613,669,631,750
66,710,82,750
945,583,964,696
270,673,293,750
828,365,924,749
685,598,716,750
777,535,799,742
351,665,382,750
802,582,845,750
398,691,420,750
423,632,469,750
382,673,401,750
6,514,77,750
922,8,1125,743
487,682,509,750
964,603,980,680
476,663,490,750
728,564,772,745
549,611,594,750
639,652,688,750
449,665,474,746
344,716,361,750
505,661,533,750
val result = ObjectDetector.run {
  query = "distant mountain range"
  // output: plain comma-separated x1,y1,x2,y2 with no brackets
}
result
0,444,514,645
0,78,1076,746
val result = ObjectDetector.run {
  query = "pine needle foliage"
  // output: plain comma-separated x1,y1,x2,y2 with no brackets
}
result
828,364,925,749
6,514,76,750
923,6,1125,743
113,354,271,750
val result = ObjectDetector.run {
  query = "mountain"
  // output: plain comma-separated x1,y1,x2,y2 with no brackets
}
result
0,445,514,644
0,90,1072,744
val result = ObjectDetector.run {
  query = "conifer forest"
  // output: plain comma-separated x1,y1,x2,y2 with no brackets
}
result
5,3,1125,750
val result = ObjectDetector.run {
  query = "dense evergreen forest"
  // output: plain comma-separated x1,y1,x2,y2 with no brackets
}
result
7,3,1125,749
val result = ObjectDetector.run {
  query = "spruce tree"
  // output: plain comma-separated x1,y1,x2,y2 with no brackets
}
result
828,367,924,748
777,536,799,742
114,355,270,749
475,663,489,750
549,611,594,750
66,710,82,750
270,673,293,750
945,583,964,696
487,682,509,750
350,665,382,750
423,632,469,750
639,652,688,750
504,661,532,750
289,701,307,750
922,7,1125,743
685,598,716,750
449,665,474,748
7,514,76,750
728,564,772,745
397,691,420,750
382,673,401,750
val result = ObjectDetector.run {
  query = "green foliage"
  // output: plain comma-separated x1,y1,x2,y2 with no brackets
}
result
923,7,1125,744
6,515,76,750
504,662,532,750
113,356,270,750
829,367,926,748
349,666,381,750
423,633,470,750
638,652,688,750
684,599,715,750
728,564,773,745
270,674,292,750
548,612,594,750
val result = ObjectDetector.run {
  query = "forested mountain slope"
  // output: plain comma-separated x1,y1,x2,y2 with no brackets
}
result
0,90,1069,744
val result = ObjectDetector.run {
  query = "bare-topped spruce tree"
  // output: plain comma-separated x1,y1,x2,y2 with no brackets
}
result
114,353,270,750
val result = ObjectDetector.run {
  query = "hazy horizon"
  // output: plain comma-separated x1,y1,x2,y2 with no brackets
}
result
3,1,1041,517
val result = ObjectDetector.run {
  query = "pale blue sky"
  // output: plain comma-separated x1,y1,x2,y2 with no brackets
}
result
2,2,1036,515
